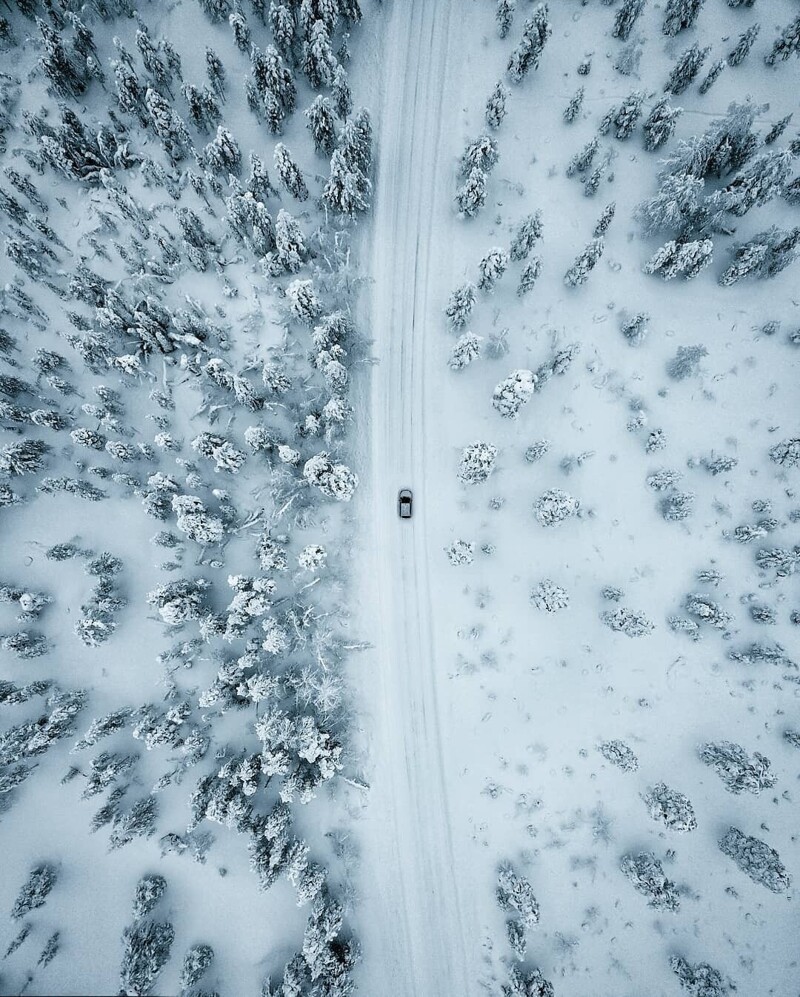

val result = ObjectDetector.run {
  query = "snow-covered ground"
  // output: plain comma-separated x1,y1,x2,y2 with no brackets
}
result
1,0,799,995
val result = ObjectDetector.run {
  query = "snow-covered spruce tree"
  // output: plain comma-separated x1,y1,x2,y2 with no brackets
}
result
698,58,726,95
670,956,735,997
507,4,552,84
461,135,499,177
485,80,510,130
478,247,509,292
602,606,654,637
643,98,682,151
180,943,214,990
458,442,497,484
533,488,579,527
445,282,477,330
509,211,542,261
728,23,759,67
769,437,800,468
196,0,232,21
613,0,646,41
564,237,604,286
303,452,358,501
496,0,515,39
765,15,800,66
599,91,644,140
448,332,482,371
718,826,791,892
643,782,697,832
455,166,487,218
663,0,705,37
305,95,336,155
496,863,540,928
119,918,174,996
0,439,49,475
563,85,584,124
620,852,680,911
11,865,57,919
322,147,371,216
332,65,353,120
667,344,707,379
132,875,167,920
265,208,310,275
664,44,710,95
598,739,639,771
202,125,241,175
302,19,336,89
502,966,554,997
594,202,616,237
274,143,308,201
719,227,800,284
517,256,542,296
145,88,191,163
699,741,776,795
644,239,712,280
566,137,598,178
492,369,535,419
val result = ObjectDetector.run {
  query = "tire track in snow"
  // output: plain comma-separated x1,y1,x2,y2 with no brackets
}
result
355,1,475,993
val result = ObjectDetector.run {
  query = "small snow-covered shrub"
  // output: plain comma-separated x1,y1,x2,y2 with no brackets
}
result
533,488,578,527
699,741,776,795
496,863,539,928
445,540,475,566
643,782,697,832
458,442,497,484
619,852,680,911
493,369,535,419
531,579,569,613
147,578,210,625
602,607,654,637
769,438,800,468
598,740,638,772
670,956,736,997
660,491,695,521
298,545,327,571
303,452,358,501
718,827,791,892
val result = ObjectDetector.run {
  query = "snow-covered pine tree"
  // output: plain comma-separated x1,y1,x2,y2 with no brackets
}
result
485,80,510,130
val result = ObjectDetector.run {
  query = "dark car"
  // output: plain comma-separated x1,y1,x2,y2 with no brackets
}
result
398,489,413,519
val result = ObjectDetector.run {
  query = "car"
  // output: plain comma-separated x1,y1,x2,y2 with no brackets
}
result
398,489,413,519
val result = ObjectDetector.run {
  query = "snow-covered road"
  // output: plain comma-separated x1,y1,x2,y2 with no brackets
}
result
353,2,479,994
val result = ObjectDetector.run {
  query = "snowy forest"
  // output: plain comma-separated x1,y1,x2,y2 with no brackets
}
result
0,0,798,995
